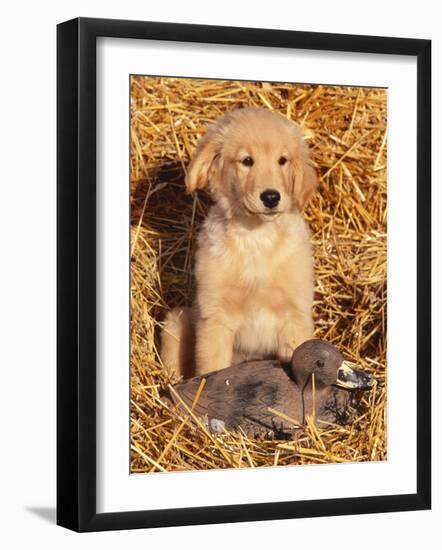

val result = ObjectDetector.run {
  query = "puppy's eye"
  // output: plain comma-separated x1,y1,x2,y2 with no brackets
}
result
279,156,288,166
316,359,325,368
242,156,254,167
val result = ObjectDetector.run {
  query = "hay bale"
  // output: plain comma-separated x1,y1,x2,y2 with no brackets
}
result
130,76,387,472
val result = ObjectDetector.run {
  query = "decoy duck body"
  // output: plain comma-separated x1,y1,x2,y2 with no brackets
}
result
167,339,375,438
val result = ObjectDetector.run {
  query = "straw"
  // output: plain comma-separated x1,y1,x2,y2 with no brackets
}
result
130,76,387,472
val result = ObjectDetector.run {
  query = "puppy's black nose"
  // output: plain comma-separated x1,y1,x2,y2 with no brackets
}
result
260,189,281,209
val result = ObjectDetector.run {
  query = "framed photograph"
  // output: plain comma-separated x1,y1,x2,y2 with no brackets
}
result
57,17,431,532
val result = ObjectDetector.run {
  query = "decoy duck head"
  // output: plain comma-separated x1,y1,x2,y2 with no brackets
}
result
290,339,375,391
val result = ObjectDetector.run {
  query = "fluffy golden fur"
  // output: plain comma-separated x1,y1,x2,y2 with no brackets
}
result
161,107,317,377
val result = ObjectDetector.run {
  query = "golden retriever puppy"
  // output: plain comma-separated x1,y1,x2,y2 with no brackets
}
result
161,107,317,378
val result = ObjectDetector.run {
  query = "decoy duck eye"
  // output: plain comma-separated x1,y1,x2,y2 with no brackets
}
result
316,359,325,368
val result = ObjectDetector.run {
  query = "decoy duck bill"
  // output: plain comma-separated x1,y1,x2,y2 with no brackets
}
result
336,361,376,390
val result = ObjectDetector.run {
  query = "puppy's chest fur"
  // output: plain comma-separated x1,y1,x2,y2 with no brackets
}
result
196,208,310,313
222,227,290,290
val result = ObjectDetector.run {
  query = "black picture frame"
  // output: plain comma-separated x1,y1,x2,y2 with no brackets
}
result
57,17,431,532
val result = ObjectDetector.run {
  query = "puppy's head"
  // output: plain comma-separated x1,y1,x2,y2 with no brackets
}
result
186,107,317,220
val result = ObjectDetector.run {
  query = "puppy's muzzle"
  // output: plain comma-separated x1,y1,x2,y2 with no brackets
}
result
260,189,281,209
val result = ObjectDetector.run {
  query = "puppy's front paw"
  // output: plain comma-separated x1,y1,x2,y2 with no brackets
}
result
277,343,295,364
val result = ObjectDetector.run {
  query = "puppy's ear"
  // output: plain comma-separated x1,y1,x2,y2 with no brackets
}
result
185,129,222,193
291,150,318,211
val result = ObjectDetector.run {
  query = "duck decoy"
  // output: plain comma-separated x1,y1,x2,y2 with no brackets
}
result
166,339,375,438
